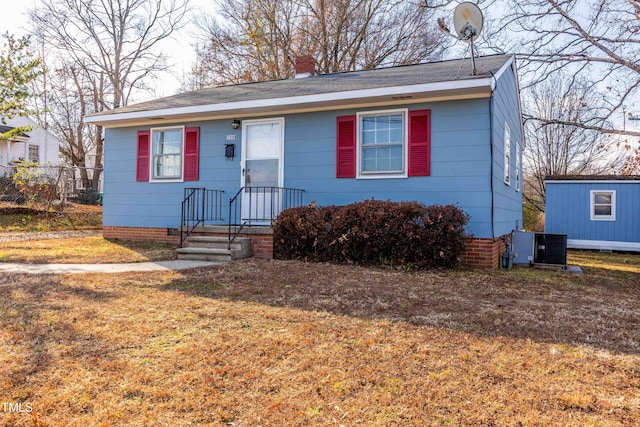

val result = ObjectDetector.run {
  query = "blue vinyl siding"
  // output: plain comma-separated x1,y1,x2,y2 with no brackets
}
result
546,181,640,243
103,65,524,239
490,62,524,236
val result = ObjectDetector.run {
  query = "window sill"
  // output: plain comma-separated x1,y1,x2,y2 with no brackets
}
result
149,178,184,183
356,173,408,180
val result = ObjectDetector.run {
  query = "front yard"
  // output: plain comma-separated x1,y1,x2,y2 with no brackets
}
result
1,251,638,426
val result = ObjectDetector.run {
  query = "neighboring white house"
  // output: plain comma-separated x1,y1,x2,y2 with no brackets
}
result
0,116,60,166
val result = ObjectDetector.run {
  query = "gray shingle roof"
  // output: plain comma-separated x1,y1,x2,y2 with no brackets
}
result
92,54,512,117
0,124,30,138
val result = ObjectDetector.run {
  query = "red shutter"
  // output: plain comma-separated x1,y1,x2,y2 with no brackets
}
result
336,115,356,178
408,110,431,177
184,127,200,181
136,130,150,182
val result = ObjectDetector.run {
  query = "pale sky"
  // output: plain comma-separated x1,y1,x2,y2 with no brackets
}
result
0,0,209,99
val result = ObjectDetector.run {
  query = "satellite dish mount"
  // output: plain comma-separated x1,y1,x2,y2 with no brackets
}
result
453,2,484,75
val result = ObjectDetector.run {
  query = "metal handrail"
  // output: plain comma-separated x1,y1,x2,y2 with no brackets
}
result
228,186,305,249
180,188,225,247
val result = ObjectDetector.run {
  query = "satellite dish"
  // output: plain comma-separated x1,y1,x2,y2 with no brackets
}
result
453,2,484,43
452,2,484,75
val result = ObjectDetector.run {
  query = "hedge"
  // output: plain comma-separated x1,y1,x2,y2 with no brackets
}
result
273,200,470,269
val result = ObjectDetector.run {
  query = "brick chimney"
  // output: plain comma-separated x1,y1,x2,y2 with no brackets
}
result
294,55,316,78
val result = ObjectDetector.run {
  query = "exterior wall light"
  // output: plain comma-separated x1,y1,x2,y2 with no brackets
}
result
231,119,241,129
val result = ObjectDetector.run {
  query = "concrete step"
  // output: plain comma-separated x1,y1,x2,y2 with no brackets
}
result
176,247,232,262
187,236,250,250
180,236,253,261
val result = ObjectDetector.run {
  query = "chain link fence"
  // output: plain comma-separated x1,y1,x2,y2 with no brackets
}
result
0,164,104,211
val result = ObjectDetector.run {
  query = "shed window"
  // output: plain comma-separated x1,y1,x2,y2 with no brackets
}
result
590,190,616,221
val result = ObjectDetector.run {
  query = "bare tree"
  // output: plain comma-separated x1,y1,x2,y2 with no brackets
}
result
523,77,625,211
485,0,640,138
190,0,447,87
32,61,106,189
27,0,187,188
30,0,188,109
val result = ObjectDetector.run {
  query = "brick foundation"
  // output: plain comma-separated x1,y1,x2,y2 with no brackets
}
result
103,226,180,244
462,235,508,269
103,226,273,259
104,226,505,268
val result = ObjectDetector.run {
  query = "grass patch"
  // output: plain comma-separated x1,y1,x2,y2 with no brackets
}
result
0,236,176,264
568,250,640,274
0,257,638,426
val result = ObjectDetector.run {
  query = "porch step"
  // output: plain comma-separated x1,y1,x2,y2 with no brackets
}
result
176,236,252,262
176,247,232,262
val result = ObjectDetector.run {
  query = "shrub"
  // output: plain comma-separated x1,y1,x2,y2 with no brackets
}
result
274,200,470,269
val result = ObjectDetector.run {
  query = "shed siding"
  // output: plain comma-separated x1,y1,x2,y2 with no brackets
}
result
491,62,523,237
546,182,640,243
104,97,500,237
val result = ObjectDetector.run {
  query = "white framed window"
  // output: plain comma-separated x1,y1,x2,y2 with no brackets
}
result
515,142,521,192
28,145,40,163
357,109,407,178
504,123,511,185
151,126,184,181
590,190,616,221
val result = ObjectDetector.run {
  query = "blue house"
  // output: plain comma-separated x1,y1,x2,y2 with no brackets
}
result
84,54,524,268
545,175,640,252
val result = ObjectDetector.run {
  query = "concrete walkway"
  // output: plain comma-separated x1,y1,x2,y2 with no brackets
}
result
0,260,222,275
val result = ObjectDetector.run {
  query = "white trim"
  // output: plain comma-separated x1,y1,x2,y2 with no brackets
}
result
546,180,640,184
240,117,285,224
356,108,408,179
240,117,285,189
84,78,494,127
568,239,640,252
590,190,616,221
491,55,515,84
149,125,185,183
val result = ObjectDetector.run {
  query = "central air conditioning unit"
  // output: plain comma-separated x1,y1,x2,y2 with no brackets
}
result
512,231,567,267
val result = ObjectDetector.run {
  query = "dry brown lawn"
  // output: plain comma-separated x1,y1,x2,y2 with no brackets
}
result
1,252,639,426
0,236,176,264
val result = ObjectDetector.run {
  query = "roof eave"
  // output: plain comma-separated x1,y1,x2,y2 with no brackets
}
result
84,77,495,128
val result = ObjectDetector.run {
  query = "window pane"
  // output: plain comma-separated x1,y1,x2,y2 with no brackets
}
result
246,122,280,159
362,117,376,131
594,205,612,216
154,154,181,178
152,128,183,179
359,113,405,174
362,129,376,145
245,159,278,187
362,145,402,172
594,193,612,204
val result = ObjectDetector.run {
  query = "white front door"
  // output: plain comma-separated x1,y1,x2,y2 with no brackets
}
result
241,118,284,223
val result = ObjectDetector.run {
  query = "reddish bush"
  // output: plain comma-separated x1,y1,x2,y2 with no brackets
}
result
274,200,470,269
